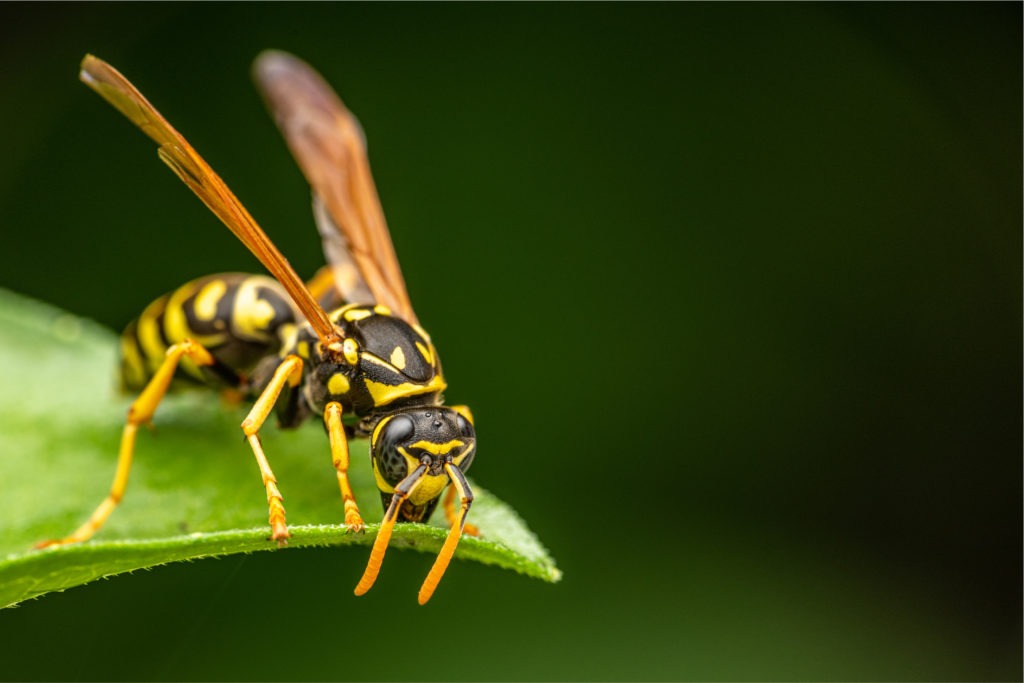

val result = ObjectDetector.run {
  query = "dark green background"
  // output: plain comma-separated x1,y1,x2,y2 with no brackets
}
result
0,3,1019,680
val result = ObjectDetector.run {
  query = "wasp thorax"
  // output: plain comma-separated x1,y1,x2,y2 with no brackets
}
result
297,305,448,415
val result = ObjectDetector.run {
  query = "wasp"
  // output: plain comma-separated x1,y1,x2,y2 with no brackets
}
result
36,52,478,605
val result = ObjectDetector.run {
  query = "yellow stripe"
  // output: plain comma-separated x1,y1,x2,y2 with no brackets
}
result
193,279,228,321
277,323,299,358
120,333,148,388
364,374,447,407
359,353,397,372
177,283,227,379
361,349,443,378
162,281,199,346
164,282,211,380
343,307,372,322
233,276,279,341
412,323,432,343
415,341,434,366
137,296,169,373
330,303,373,324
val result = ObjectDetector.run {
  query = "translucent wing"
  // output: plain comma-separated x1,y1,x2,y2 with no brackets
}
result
252,50,419,326
79,54,340,346
313,194,375,307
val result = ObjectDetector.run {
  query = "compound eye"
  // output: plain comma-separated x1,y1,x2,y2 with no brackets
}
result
455,413,475,439
373,414,416,486
379,414,415,446
453,412,476,473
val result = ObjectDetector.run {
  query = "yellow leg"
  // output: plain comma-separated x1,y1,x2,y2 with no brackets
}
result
418,462,474,605
240,354,303,545
324,402,365,532
36,339,215,548
443,484,479,537
354,461,428,596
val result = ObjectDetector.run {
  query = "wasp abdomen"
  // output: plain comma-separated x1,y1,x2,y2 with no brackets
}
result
119,273,298,391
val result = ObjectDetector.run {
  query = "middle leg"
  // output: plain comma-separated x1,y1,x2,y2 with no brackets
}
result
324,401,365,532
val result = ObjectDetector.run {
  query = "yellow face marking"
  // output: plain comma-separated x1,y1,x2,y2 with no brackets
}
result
410,474,448,506
390,345,406,370
408,440,464,456
343,338,360,366
328,372,350,396
364,375,447,407
371,457,445,505
372,459,394,494
415,341,434,367
193,279,228,322
371,415,394,450
395,447,449,505
453,444,475,469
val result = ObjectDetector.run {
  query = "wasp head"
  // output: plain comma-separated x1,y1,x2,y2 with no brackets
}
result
369,406,475,522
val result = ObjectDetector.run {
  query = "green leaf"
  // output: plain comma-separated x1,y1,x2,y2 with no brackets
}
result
0,289,560,608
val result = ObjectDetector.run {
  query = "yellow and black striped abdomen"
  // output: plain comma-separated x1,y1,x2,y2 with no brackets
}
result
120,273,298,392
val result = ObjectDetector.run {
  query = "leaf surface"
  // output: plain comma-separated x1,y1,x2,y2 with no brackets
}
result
0,289,560,608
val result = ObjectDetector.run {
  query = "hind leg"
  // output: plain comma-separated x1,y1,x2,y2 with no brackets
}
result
36,339,216,548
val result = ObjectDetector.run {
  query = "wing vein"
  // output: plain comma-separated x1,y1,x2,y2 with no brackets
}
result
80,54,338,345
253,50,419,325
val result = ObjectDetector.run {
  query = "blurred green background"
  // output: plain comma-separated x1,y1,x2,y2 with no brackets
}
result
0,3,1019,680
